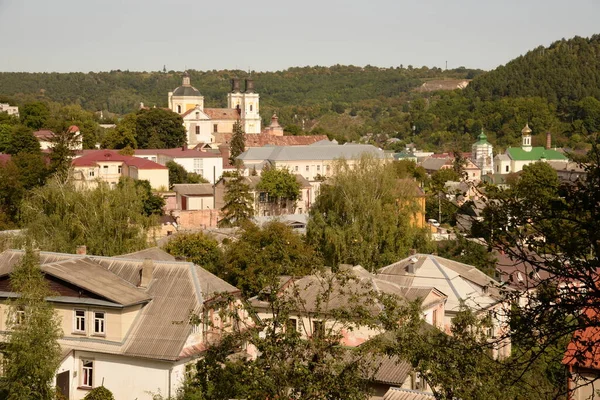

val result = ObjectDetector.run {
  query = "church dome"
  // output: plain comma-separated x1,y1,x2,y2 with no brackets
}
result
521,123,532,135
172,85,201,97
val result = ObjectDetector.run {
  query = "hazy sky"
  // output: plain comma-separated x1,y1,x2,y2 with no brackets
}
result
0,0,598,73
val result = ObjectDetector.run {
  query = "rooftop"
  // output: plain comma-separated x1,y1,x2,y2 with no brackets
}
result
238,142,386,162
73,150,168,169
506,147,567,161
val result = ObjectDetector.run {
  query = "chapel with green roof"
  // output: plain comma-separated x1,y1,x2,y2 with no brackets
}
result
493,124,567,175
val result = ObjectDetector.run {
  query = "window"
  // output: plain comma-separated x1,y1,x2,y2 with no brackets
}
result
505,165,509,172
305,165,309,172
193,158,203,175
74,310,86,333
195,111,200,119
81,359,93,387
118,166,122,174
11,307,25,327
286,318,297,333
316,165,320,172
249,104,253,112
93,312,105,335
432,309,438,327
294,165,299,172
259,192,268,203
177,105,182,113
195,126,200,135
312,320,324,338
88,170,95,177
103,165,109,173
213,124,218,133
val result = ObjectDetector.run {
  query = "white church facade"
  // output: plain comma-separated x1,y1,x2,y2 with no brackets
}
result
168,72,262,147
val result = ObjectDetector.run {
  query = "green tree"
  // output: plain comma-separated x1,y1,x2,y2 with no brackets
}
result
436,236,498,277
2,246,62,400
133,108,186,149
5,125,40,155
256,166,300,214
48,126,79,177
307,155,432,271
229,120,245,166
20,178,154,256
218,171,254,228
118,178,165,217
166,161,208,188
83,386,115,400
221,221,320,295
20,102,50,130
0,160,24,228
163,232,223,273
12,152,49,190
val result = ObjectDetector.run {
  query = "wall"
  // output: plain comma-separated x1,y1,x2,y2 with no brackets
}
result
137,168,169,190
173,156,223,184
56,350,184,400
175,209,220,229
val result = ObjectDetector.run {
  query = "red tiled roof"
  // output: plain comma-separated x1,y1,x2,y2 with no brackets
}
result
72,150,167,169
563,308,600,370
33,130,55,140
134,148,222,159
68,125,80,133
203,108,241,120
213,133,329,147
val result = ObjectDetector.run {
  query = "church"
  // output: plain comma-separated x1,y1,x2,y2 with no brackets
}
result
168,72,262,147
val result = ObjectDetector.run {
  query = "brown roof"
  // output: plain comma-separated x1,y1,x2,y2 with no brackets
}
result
134,148,221,159
213,133,329,147
73,150,167,169
33,130,55,140
203,108,240,120
0,249,239,361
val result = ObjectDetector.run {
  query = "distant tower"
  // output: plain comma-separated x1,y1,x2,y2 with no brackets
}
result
521,123,532,152
228,77,261,134
168,71,204,114
472,129,494,175
265,113,284,136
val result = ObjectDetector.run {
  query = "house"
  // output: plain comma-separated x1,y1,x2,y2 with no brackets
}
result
173,183,214,211
168,73,261,146
377,254,510,358
494,124,567,175
72,150,169,190
215,174,312,216
133,148,223,184
0,248,244,400
34,126,83,151
421,156,481,182
249,265,447,347
563,307,600,400
547,160,587,183
0,103,19,117
211,131,328,149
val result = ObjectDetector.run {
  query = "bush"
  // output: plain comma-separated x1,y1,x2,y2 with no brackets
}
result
83,386,115,400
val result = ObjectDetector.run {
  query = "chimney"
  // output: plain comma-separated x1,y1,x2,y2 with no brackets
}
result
546,132,552,150
139,258,154,288
231,78,241,93
245,78,255,93
218,144,230,161
76,245,87,255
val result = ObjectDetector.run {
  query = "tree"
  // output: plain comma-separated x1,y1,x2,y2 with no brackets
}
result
229,120,245,166
221,221,320,295
256,166,300,214
83,386,115,400
12,152,49,190
218,171,254,228
163,232,223,273
5,125,40,155
307,155,432,271
166,161,208,188
0,160,24,229
119,178,165,217
2,246,62,400
20,102,50,130
436,236,498,277
20,178,154,256
48,126,79,177
133,108,186,149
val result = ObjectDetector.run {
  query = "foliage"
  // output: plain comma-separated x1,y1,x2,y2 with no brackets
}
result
0,160,25,228
220,221,320,295
307,155,432,271
20,178,154,256
20,102,50,130
218,171,254,228
436,236,498,277
11,152,49,190
1,246,62,400
229,120,245,166
119,178,165,216
166,161,208,188
256,166,301,214
5,125,40,155
82,386,115,400
48,126,79,177
130,108,186,149
163,232,223,273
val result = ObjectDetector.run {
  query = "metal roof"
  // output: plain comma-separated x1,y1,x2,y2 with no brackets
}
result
118,247,177,262
172,85,201,97
237,143,386,162
383,388,435,400
173,183,214,196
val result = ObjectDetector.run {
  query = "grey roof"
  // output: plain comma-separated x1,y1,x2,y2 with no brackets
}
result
173,183,214,196
420,157,450,171
0,249,239,361
495,154,510,161
372,355,413,385
237,143,386,162
118,247,177,262
377,254,501,312
172,85,201,97
383,388,435,400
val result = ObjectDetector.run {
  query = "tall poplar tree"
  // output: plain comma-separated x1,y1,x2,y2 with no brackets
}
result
218,171,254,228
229,120,246,166
3,246,62,400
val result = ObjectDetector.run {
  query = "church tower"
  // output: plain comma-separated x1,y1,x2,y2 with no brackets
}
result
226,77,261,134
472,129,494,175
168,71,204,114
521,123,532,152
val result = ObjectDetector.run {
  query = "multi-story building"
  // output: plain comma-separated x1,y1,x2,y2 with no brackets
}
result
0,103,19,117
133,148,223,184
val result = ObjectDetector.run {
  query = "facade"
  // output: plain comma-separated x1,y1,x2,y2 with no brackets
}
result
0,248,244,400
72,150,169,190
133,148,223,184
33,126,83,151
493,124,567,175
421,156,482,182
168,73,261,147
0,103,19,117
471,130,494,176
173,183,214,210
214,174,312,216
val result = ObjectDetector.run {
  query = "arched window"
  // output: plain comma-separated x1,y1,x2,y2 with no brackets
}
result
177,105,182,113
249,104,253,112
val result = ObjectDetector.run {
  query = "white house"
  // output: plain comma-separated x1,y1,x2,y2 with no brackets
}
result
133,148,224,184
0,103,19,117
33,126,83,151
0,248,244,400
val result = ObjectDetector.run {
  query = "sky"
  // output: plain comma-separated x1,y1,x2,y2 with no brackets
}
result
0,0,598,73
